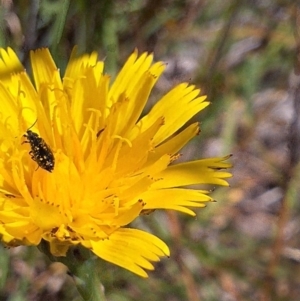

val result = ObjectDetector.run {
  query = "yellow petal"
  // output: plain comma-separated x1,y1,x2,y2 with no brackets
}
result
91,228,170,277
141,188,213,215
152,156,232,189
0,48,24,81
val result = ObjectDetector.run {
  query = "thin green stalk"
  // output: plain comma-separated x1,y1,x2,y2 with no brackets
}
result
39,241,107,301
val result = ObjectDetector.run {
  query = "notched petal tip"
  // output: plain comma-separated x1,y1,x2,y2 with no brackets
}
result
0,47,24,79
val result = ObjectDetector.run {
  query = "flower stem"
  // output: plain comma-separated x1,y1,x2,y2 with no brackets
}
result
38,241,107,301
70,257,107,301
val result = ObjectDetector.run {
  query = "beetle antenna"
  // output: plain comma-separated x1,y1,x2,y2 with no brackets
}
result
27,119,38,131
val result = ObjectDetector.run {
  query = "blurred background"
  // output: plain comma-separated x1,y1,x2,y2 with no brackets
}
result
0,0,299,300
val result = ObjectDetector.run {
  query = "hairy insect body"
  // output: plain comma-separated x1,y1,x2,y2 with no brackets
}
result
23,130,55,172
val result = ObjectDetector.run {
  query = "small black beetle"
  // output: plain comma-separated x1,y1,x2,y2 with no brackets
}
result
22,121,55,172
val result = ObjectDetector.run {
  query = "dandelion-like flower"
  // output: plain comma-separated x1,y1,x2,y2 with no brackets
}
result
0,47,231,277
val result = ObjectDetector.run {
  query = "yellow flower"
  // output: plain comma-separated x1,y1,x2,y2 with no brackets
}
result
0,47,231,277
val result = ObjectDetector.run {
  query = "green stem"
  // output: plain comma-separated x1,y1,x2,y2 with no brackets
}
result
101,0,118,76
38,241,107,301
70,258,107,301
